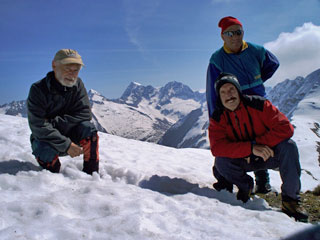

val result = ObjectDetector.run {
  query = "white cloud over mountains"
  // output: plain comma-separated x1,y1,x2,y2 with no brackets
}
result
264,22,320,86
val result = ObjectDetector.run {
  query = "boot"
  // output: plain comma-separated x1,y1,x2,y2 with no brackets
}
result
254,182,272,194
254,170,271,194
236,179,254,203
212,166,233,193
83,160,99,175
213,180,233,193
80,132,99,175
282,199,309,222
37,155,61,173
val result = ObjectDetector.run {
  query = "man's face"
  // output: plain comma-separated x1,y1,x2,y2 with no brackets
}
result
221,24,244,53
52,62,82,87
219,83,240,111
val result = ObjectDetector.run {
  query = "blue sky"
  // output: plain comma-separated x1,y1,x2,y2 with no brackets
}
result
0,0,320,104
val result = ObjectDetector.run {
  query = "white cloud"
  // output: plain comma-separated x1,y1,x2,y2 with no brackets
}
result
123,0,159,52
264,22,320,86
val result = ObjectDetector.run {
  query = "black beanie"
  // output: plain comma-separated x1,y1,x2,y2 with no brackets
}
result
215,72,242,95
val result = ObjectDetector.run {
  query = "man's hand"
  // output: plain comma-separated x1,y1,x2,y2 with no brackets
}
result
252,144,274,161
67,142,83,158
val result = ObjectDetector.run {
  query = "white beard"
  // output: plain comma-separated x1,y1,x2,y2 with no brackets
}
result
57,77,78,87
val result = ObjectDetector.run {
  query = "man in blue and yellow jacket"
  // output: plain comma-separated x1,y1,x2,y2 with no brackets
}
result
206,16,279,194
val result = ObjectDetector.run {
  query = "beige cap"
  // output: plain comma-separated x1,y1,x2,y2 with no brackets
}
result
53,49,84,65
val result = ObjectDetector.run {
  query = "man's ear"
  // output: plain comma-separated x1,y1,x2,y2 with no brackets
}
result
52,61,57,71
221,33,225,41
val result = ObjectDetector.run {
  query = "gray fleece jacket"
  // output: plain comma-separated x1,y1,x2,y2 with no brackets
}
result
27,71,92,153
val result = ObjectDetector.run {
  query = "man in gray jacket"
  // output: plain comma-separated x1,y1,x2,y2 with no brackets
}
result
27,49,99,175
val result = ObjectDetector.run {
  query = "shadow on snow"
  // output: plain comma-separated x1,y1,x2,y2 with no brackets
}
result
139,174,270,211
0,160,41,175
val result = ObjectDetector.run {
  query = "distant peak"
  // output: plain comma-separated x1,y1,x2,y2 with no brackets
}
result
88,89,101,95
125,82,144,91
88,89,106,100
132,81,142,86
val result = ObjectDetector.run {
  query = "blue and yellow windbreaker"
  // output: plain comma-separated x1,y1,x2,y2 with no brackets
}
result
206,41,279,117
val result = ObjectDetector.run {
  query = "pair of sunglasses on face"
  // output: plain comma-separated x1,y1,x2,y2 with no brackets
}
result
223,29,243,37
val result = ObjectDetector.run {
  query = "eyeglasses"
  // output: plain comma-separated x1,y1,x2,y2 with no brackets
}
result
222,30,243,37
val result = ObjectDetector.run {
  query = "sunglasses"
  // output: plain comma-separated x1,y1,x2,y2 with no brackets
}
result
223,30,243,37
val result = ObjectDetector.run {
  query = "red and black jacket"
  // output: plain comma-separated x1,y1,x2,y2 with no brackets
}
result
208,95,294,159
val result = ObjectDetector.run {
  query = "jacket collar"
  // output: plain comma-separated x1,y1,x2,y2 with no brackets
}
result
45,71,77,93
223,40,248,54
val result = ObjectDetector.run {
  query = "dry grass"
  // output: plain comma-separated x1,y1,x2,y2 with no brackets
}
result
257,185,320,224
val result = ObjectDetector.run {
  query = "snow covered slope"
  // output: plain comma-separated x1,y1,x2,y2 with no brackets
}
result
0,114,316,240
267,68,320,119
158,104,209,149
89,81,204,142
90,89,173,142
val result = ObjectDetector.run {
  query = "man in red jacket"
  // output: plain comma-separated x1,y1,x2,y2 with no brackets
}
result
208,73,308,222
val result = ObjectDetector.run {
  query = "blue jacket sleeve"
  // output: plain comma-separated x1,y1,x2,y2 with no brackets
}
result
261,50,279,81
206,63,221,118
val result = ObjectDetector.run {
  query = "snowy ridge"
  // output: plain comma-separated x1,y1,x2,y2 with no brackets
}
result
0,100,27,117
267,68,320,119
89,81,204,142
0,114,315,239
159,105,209,148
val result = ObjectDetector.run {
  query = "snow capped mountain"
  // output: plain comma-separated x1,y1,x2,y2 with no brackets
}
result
118,82,156,107
158,105,209,149
0,100,27,117
159,68,320,152
267,68,320,119
89,81,204,142
117,81,205,119
90,90,172,142
157,81,205,106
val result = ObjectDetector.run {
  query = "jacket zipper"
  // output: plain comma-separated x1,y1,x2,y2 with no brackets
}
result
233,112,245,140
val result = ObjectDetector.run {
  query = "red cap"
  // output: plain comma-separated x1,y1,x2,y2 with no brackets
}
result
218,16,242,33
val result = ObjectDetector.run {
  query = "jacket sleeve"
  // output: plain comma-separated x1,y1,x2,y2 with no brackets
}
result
27,84,71,153
206,63,221,118
255,100,294,147
208,117,252,158
51,80,92,131
261,49,279,81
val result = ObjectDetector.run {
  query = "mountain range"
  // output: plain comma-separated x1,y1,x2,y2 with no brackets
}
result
0,81,205,143
88,81,205,142
1,68,319,152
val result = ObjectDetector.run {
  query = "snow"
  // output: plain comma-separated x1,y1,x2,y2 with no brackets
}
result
90,93,201,143
133,81,142,86
91,99,166,142
0,108,6,115
162,97,201,121
179,105,209,149
0,114,317,240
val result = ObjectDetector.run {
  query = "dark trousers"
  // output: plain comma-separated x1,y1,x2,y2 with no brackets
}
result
254,169,269,185
31,121,99,174
214,139,301,200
